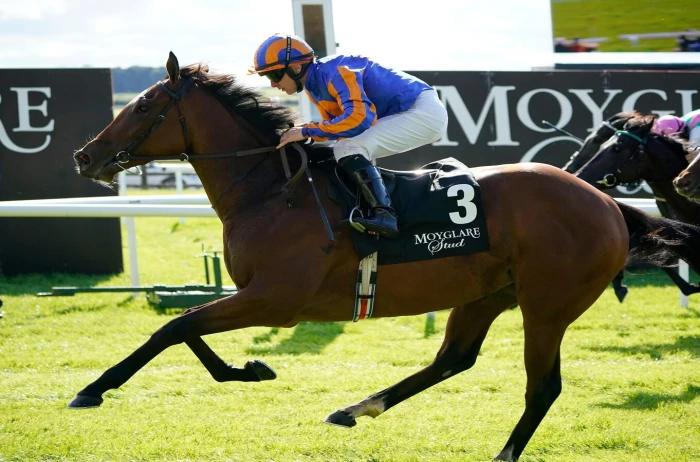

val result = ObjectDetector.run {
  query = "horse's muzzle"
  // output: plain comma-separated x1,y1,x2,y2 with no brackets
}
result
673,172,695,198
73,148,117,182
74,150,92,172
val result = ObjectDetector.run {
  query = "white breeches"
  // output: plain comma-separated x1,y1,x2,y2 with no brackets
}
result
332,88,448,162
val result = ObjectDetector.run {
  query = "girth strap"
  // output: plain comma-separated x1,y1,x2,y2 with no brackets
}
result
353,251,378,321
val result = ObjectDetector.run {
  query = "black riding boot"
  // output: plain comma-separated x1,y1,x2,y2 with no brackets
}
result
339,154,399,238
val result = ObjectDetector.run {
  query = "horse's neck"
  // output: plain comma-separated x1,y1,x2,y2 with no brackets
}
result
642,139,700,222
647,181,700,224
193,153,284,219
185,98,283,221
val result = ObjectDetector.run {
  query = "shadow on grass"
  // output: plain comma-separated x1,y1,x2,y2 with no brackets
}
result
0,272,116,296
54,302,111,316
599,384,700,410
246,321,345,356
621,267,698,289
588,335,700,359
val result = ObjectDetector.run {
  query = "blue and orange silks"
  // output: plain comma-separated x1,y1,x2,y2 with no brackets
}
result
300,55,432,141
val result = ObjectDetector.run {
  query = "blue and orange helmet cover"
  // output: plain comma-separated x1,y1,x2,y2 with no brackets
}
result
250,34,315,74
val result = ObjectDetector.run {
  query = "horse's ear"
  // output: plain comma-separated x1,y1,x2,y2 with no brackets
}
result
166,51,180,83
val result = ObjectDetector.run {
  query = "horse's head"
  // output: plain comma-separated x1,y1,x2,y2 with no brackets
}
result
576,113,688,189
74,52,193,184
563,111,633,173
673,148,700,201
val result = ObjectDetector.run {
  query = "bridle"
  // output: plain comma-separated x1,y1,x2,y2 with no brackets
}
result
596,129,648,188
564,119,627,174
110,76,279,168
108,75,300,195
107,75,335,243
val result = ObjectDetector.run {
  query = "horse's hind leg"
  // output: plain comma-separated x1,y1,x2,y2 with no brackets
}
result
493,317,566,461
663,267,700,295
325,284,516,427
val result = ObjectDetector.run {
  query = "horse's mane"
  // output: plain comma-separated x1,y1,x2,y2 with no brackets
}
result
620,110,692,159
622,111,657,132
608,111,639,127
179,63,295,139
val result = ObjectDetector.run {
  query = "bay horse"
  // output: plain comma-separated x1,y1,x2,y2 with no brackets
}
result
674,145,700,201
70,53,700,461
571,112,700,297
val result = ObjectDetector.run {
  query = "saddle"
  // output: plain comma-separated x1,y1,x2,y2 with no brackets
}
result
304,146,490,265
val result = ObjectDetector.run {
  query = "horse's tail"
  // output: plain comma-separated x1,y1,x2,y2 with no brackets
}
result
615,200,700,268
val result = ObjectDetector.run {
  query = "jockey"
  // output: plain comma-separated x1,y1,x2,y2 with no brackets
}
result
250,34,448,238
681,109,700,148
651,114,686,136
652,110,700,148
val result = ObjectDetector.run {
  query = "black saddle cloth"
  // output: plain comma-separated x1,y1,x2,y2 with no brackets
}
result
307,148,490,265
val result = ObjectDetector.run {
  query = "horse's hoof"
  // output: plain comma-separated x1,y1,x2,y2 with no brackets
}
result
324,410,356,428
614,286,628,303
493,448,516,461
493,454,515,461
68,394,103,409
244,360,276,381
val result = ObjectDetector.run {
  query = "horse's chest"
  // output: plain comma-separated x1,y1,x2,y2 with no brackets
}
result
223,221,279,287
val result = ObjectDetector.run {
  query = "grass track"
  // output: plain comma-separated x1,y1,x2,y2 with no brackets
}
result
1,192,699,461
551,0,697,52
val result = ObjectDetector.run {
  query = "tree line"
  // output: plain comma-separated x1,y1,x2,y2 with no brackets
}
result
111,67,166,93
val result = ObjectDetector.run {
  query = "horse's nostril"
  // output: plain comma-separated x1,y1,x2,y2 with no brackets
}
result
74,152,91,167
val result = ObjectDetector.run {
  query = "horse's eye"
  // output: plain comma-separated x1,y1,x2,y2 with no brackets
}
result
137,105,149,113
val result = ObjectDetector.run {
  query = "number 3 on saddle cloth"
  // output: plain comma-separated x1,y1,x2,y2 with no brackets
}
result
326,157,491,321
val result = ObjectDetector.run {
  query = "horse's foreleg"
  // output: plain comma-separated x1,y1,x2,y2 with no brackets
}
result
493,321,565,462
325,285,516,427
611,271,628,302
68,286,291,408
185,336,276,382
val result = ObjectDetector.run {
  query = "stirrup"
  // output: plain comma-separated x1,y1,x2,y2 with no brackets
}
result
352,208,399,238
348,206,367,233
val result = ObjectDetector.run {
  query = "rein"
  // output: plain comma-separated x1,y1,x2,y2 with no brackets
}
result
111,76,281,166
116,145,278,163
112,76,335,243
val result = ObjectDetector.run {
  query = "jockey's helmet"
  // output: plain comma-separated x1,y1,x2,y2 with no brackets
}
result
652,115,685,136
250,34,315,76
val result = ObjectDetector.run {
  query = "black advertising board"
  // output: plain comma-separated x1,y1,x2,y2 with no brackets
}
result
0,69,122,275
381,70,700,198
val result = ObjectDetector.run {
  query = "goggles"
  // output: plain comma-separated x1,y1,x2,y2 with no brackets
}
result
261,68,286,83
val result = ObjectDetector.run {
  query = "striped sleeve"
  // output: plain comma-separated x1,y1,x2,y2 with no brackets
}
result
303,92,331,141
301,66,377,140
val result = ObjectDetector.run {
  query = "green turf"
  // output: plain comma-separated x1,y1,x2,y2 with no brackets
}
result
1,191,699,461
551,0,698,52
